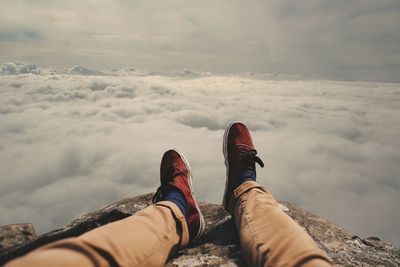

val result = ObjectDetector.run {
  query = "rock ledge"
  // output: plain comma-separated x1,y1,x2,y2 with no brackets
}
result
0,193,399,266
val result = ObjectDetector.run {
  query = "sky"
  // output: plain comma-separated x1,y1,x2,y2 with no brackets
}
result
0,0,400,82
0,0,399,247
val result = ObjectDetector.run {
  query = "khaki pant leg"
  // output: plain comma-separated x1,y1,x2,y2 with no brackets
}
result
5,201,189,267
233,181,332,267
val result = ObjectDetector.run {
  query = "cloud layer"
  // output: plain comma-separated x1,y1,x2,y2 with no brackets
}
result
0,62,399,246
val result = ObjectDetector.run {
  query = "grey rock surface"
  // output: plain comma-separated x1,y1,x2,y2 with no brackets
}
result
0,193,399,266
0,224,36,251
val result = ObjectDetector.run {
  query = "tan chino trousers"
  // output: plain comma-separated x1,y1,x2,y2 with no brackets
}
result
233,181,332,267
5,181,332,267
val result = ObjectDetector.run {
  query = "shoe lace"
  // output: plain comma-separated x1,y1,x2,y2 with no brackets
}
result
237,144,264,168
152,167,188,203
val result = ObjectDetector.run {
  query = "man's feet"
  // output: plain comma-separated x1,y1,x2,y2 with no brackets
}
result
153,149,205,242
223,122,264,212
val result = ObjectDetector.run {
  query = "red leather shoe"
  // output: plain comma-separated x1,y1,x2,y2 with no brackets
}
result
153,149,205,242
223,122,264,212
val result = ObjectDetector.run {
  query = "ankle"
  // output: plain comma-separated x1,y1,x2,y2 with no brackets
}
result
234,168,256,190
163,187,187,217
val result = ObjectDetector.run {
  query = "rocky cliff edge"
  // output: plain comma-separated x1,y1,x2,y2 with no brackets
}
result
0,193,399,266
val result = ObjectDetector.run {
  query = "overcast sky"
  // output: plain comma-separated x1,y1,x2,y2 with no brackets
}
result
0,0,399,82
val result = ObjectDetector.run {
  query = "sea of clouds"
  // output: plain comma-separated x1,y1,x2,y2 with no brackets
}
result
1,62,399,246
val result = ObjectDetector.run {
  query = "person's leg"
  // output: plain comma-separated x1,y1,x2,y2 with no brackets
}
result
6,149,204,267
223,122,332,267
5,202,188,267
233,181,332,267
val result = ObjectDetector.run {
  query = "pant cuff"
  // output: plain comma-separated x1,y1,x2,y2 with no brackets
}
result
229,181,267,213
154,201,190,249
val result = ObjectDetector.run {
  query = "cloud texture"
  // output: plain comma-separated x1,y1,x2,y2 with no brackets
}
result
0,62,399,246
0,1,399,82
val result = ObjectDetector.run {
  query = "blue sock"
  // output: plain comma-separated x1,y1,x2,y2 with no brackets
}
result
164,187,187,217
234,169,256,189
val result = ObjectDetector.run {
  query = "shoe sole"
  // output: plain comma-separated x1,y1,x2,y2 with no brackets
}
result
222,121,242,209
173,149,205,241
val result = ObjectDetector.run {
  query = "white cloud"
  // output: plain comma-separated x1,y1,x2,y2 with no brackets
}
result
0,62,39,75
68,65,105,76
0,62,399,247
